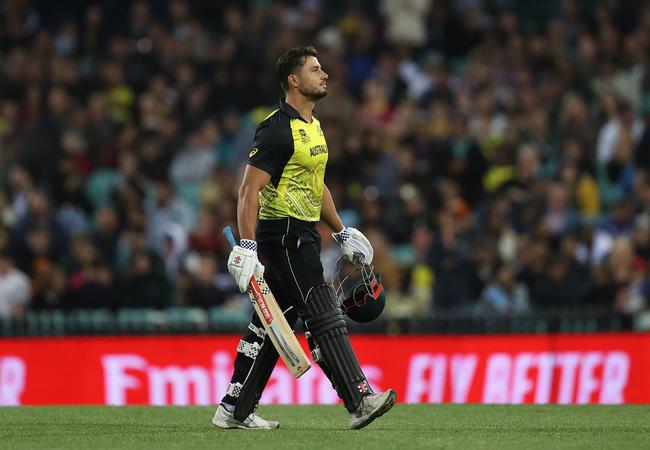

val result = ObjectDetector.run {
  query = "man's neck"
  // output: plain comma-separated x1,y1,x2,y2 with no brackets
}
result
285,92,315,123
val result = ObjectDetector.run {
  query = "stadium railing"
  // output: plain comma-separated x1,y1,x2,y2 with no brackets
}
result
0,307,637,337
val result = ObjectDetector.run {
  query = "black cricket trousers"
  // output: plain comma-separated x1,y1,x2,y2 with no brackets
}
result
254,217,325,326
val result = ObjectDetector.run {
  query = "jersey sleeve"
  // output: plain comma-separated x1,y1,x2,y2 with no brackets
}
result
247,121,291,176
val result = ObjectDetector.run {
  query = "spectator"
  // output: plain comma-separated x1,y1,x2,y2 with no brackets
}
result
188,206,223,254
596,99,644,166
120,251,170,308
427,211,476,313
6,166,34,222
12,190,67,266
73,260,119,310
380,0,432,47
160,222,187,281
591,198,636,264
542,182,579,238
478,262,530,315
0,252,31,319
530,254,587,310
608,237,648,313
185,253,231,309
169,127,217,185
145,178,192,249
30,265,70,310
92,207,121,266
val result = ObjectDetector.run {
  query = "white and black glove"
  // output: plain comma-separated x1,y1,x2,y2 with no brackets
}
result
227,239,265,293
332,227,373,267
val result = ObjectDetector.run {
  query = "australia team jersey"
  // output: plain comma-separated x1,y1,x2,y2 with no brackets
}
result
248,100,328,222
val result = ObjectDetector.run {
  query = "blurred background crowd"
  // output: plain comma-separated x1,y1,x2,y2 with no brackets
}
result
1,0,650,325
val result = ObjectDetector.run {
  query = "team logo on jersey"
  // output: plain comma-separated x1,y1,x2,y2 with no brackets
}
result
249,147,259,157
298,129,310,143
316,124,323,136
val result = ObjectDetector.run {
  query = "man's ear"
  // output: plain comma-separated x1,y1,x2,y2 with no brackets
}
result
288,74,299,88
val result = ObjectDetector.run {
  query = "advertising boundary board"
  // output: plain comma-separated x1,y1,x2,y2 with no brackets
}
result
0,333,648,405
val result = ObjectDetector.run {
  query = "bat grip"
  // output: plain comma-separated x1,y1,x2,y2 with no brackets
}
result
222,226,238,248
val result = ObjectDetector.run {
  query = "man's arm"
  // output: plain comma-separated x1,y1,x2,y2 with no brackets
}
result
320,184,344,233
322,184,374,266
237,164,271,240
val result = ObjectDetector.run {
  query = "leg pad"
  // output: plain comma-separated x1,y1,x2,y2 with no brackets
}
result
220,318,279,422
305,283,371,412
233,340,278,421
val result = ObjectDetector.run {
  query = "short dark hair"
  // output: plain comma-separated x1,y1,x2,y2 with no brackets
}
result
275,46,318,91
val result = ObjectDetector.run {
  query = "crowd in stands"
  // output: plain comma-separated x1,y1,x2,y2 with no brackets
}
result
1,0,650,322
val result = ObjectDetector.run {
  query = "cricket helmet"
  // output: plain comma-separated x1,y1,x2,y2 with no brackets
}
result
333,259,386,323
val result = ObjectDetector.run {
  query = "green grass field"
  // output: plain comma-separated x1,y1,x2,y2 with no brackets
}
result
1,404,648,450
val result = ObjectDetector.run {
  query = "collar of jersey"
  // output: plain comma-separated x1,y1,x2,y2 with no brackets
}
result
279,99,311,123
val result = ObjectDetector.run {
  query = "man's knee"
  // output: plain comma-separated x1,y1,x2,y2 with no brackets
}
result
304,282,346,336
305,283,345,322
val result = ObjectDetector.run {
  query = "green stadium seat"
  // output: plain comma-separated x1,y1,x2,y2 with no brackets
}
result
91,309,115,333
67,309,115,334
209,306,250,332
0,317,14,337
166,307,208,332
117,308,143,333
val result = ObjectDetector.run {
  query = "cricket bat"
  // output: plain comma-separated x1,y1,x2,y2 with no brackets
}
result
223,226,311,378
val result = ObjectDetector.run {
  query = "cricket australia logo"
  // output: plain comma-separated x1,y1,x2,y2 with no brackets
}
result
298,129,310,143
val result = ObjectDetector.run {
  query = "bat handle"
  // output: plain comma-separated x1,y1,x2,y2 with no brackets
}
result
223,226,238,248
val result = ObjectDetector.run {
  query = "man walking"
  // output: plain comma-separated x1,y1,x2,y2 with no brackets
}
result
212,46,396,430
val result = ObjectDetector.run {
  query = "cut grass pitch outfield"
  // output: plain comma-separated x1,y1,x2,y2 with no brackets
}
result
1,405,649,450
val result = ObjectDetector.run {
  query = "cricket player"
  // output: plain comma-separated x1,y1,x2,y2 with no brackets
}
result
212,46,396,430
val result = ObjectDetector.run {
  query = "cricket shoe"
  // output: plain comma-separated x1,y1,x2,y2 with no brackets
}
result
211,404,279,430
349,389,397,430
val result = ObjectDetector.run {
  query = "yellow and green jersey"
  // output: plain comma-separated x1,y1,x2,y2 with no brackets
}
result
248,100,328,222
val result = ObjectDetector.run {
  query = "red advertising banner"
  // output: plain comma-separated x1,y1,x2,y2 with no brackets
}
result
0,333,648,406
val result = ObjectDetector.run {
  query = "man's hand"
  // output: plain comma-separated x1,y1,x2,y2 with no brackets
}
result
332,227,373,267
227,240,264,293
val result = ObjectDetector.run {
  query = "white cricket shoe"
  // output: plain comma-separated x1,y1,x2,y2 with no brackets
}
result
211,404,280,430
349,389,396,430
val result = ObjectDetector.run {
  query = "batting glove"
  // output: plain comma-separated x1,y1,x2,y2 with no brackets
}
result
332,227,374,267
227,239,265,293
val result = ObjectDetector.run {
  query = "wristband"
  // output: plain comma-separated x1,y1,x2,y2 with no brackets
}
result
332,228,350,243
240,239,257,252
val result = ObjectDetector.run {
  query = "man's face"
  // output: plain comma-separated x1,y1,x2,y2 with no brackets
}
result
294,56,328,101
